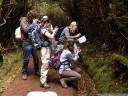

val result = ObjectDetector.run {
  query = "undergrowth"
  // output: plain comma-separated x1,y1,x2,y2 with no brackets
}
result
79,44,128,93
0,49,22,93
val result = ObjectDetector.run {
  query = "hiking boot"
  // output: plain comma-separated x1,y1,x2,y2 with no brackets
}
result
22,74,27,80
60,78,68,88
40,82,50,89
35,71,40,76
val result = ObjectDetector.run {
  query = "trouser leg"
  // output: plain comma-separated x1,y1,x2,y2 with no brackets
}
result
31,47,39,73
22,44,32,74
40,47,50,84
61,70,81,82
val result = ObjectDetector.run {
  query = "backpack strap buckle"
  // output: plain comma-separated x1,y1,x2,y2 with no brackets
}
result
61,60,69,65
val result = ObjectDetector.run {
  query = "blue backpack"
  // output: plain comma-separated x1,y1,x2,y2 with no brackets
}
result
54,27,65,41
28,24,50,49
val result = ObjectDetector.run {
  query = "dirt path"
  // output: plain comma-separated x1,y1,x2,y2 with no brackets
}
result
1,56,74,96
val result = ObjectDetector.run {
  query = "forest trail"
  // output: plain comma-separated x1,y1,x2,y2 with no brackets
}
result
1,50,98,96
1,53,74,96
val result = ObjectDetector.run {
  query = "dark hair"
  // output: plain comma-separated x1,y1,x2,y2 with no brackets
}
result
63,40,74,52
41,18,51,26
27,10,38,23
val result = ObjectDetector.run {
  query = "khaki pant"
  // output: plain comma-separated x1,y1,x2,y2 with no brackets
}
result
40,47,51,84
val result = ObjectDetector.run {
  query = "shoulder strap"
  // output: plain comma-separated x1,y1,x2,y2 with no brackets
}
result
61,60,69,65
60,50,70,65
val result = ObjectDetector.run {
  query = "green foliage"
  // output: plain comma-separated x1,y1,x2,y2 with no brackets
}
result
111,54,128,68
0,52,22,94
87,59,100,77
101,43,108,49
0,51,22,88
80,45,128,93
114,84,128,93
0,0,31,47
0,0,3,5
96,73,114,92
93,66,107,80
32,1,71,26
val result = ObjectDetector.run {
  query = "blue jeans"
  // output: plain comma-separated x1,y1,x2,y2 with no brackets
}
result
22,43,39,74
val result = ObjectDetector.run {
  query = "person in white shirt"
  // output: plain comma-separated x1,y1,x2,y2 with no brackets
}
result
59,40,81,88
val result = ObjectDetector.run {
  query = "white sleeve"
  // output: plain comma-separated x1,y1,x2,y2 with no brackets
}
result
72,53,79,61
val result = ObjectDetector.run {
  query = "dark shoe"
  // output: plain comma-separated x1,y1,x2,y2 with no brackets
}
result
60,78,68,88
22,74,27,80
35,71,40,76
40,82,50,89
67,81,78,89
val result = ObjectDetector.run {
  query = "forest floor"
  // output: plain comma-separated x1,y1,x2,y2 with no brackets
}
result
0,50,98,96
1,53,75,96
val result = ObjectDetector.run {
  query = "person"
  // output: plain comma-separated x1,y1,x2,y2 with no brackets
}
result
57,21,81,52
20,10,39,80
41,15,58,51
39,17,58,88
59,40,82,88
42,15,54,32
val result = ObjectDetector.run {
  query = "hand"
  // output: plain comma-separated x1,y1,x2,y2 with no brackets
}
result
53,27,58,33
52,28,58,33
76,33,81,37
33,19,37,24
75,49,81,54
54,27,58,32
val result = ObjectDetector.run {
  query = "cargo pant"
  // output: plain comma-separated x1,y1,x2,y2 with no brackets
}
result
40,47,51,84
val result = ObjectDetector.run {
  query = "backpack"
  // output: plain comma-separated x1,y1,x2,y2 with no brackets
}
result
49,51,62,70
15,27,21,40
54,27,65,41
28,24,50,49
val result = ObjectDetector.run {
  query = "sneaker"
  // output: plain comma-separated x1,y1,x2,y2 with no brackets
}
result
60,78,68,88
35,71,40,76
40,82,50,89
22,74,27,80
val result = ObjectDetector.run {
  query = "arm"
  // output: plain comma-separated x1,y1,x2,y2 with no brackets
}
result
41,28,57,39
66,53,79,64
64,28,77,39
20,17,29,33
66,48,81,63
64,27,80,39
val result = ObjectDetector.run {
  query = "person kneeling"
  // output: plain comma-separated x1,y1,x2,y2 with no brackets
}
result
59,40,81,88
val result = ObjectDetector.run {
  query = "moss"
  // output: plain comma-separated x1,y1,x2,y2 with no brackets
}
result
111,54,128,67
93,66,107,80
80,47,128,93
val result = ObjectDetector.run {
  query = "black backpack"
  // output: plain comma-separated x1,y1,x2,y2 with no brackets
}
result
54,27,65,41
28,24,50,49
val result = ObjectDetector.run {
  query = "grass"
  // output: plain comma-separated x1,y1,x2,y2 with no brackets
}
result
0,49,22,93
